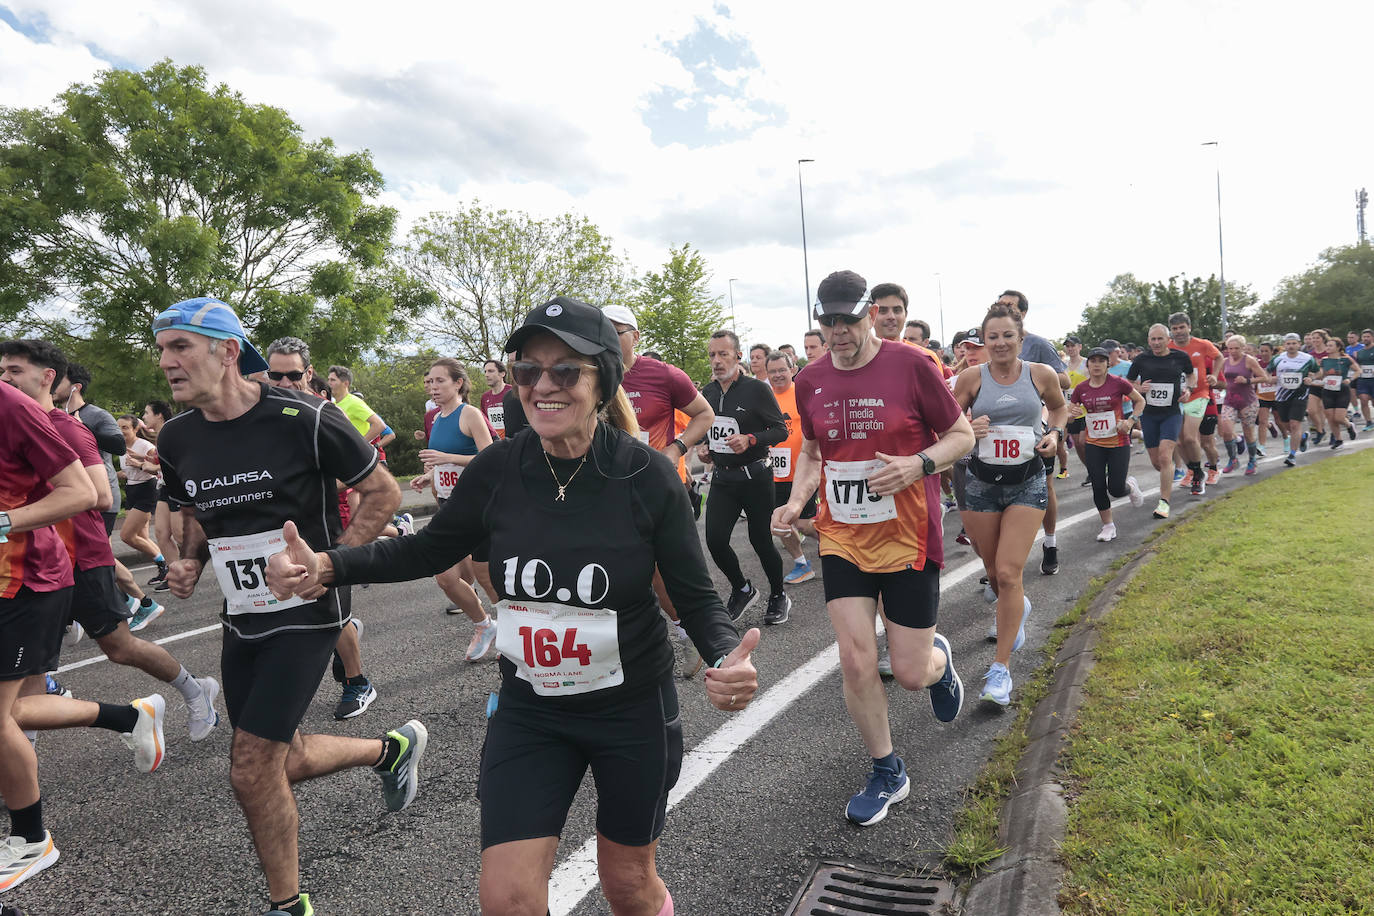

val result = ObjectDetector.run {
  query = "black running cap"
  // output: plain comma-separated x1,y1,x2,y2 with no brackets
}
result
504,297,620,358
814,270,871,318
1086,347,1111,360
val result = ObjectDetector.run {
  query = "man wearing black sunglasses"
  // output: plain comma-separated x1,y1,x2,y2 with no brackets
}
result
773,269,973,828
697,329,790,625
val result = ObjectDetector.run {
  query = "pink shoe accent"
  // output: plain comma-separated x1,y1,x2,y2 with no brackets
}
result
657,889,673,916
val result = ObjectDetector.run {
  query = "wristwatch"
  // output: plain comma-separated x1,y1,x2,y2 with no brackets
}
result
672,438,688,456
1048,426,1065,440
0,510,11,545
916,452,936,477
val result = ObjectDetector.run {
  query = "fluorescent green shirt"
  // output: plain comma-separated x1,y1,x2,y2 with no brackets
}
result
334,393,375,438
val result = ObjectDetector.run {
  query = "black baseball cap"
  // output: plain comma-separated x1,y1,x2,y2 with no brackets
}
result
504,297,620,357
1086,347,1111,360
814,270,871,319
1064,334,1082,345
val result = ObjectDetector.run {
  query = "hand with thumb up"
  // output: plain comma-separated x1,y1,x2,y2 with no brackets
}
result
703,627,761,712
266,520,328,601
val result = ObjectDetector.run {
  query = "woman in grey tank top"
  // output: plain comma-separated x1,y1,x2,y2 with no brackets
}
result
951,304,1068,708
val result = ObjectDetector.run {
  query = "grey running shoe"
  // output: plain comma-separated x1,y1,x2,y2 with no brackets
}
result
376,720,427,812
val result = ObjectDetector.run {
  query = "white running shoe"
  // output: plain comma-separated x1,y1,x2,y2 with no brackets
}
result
465,616,497,662
0,830,59,892
187,677,220,741
62,621,85,648
1126,475,1143,507
1096,524,1118,542
121,694,166,773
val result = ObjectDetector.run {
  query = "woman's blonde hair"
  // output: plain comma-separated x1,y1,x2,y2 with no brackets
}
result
602,386,640,439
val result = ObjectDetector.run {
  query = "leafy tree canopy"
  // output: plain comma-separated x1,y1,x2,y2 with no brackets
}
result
0,59,417,405
400,202,630,365
630,243,726,384
1249,245,1374,338
1073,272,1257,347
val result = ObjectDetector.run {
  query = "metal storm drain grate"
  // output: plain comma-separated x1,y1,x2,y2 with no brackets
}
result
784,859,957,915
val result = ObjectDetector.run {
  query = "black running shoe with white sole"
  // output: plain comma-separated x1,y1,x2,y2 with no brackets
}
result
377,720,427,812
725,582,758,622
763,592,791,625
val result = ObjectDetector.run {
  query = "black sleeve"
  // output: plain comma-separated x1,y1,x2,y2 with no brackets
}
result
316,400,379,486
641,453,741,663
156,430,191,506
502,387,528,437
80,405,126,456
328,445,498,584
750,380,788,447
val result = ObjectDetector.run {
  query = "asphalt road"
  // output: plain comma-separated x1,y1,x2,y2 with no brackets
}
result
14,433,1367,915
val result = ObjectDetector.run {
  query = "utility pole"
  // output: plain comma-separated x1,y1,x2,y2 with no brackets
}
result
798,159,814,329
1202,141,1228,337
1358,188,1368,245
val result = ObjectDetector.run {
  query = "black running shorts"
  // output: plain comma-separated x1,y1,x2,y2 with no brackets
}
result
124,480,157,513
820,555,939,630
220,620,343,742
1275,397,1309,424
70,565,133,639
0,586,69,681
478,676,683,849
1320,387,1351,410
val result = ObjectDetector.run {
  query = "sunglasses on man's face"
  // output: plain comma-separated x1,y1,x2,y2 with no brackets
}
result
509,361,597,389
818,313,864,328
267,370,306,381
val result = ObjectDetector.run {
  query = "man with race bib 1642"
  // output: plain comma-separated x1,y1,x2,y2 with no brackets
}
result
772,269,974,827
151,297,427,916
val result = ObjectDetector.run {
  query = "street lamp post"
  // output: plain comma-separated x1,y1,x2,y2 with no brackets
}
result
1202,141,1227,337
798,159,814,329
934,272,945,348
728,278,739,330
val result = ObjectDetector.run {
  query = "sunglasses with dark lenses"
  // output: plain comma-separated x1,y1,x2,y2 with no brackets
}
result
509,361,597,389
267,370,306,381
817,313,865,328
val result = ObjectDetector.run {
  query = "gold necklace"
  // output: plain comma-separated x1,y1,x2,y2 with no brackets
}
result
543,449,588,501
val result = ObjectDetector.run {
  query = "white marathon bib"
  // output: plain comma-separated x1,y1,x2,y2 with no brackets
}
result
494,599,622,696
707,415,741,454
977,425,1038,465
1323,375,1342,391
823,459,897,525
1257,381,1277,396
1212,388,1225,405
1086,411,1117,439
1145,383,1175,407
1362,365,1374,379
1279,372,1303,390
209,529,308,615
433,463,463,499
766,447,792,479
486,404,505,434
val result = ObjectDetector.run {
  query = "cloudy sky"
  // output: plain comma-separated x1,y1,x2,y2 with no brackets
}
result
3,0,1371,351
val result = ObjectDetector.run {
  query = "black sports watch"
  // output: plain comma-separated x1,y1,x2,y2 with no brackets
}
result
916,452,936,477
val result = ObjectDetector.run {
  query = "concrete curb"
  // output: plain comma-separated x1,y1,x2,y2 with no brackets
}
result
961,548,1155,916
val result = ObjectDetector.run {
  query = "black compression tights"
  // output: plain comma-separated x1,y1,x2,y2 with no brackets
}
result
1085,444,1131,511
705,472,785,595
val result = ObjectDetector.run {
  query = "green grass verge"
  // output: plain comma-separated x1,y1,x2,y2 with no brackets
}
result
1058,450,1374,914
942,549,1135,875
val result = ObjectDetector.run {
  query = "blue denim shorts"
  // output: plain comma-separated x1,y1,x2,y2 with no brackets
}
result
963,471,1049,513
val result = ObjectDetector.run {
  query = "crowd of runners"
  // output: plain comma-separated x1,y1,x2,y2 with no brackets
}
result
1,282,1368,915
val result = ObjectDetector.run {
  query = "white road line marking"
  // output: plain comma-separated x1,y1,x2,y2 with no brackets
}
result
57,623,222,672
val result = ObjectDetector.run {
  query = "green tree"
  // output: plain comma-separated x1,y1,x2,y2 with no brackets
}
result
1074,272,1257,346
0,59,415,406
1249,245,1374,337
630,243,725,384
400,202,630,364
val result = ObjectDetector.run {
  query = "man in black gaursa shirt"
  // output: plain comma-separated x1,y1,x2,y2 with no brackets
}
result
151,297,424,916
697,329,791,624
